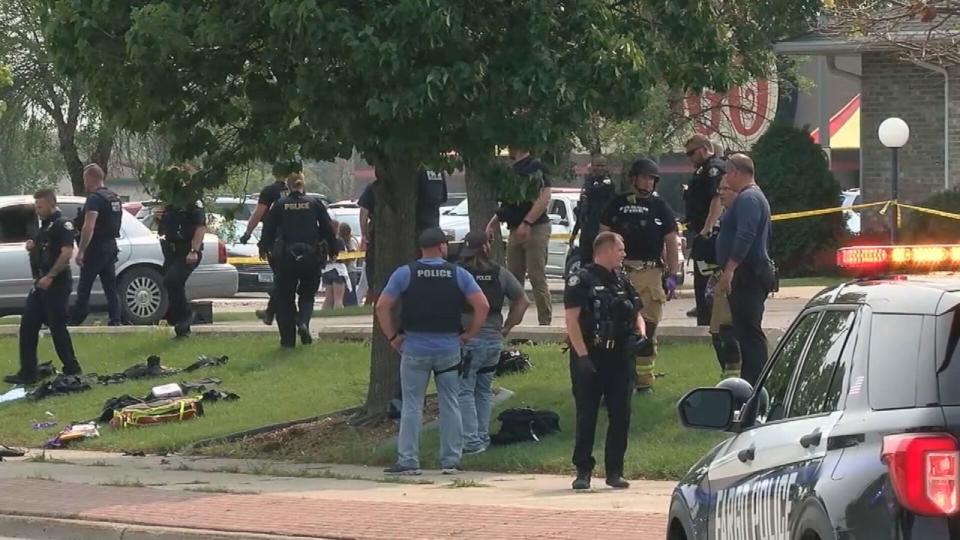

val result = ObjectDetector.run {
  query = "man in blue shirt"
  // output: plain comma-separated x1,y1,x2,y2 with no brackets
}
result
715,154,775,385
376,228,489,475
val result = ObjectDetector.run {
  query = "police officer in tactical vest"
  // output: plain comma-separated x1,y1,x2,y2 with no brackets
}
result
259,172,338,348
569,155,617,268
457,231,529,454
683,135,725,326
376,228,489,475
70,164,124,326
241,160,296,325
156,182,207,338
5,190,83,385
600,158,681,394
565,231,645,490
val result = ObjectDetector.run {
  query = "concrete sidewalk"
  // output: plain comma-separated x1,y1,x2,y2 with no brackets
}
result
0,450,672,539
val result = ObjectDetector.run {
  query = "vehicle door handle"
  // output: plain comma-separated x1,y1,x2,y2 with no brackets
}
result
800,429,822,449
737,447,755,463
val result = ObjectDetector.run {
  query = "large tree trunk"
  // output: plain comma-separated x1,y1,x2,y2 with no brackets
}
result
363,155,419,419
465,158,504,264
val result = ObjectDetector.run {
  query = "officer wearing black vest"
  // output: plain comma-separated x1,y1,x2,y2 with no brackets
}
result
5,190,83,385
683,135,725,326
259,172,338,348
156,188,207,338
569,155,617,267
241,160,296,325
564,231,645,491
71,163,124,326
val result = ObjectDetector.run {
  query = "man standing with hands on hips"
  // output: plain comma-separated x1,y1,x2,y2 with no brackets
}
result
714,154,774,386
376,228,489,475
564,232,645,491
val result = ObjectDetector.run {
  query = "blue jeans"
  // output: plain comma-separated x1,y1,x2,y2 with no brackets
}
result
459,341,501,451
398,351,463,469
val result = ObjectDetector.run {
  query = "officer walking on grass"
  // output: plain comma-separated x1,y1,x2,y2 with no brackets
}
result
259,173,338,348
376,228,489,475
155,186,207,338
4,189,83,385
240,161,295,325
70,163,124,326
457,231,530,455
599,158,681,394
565,231,645,490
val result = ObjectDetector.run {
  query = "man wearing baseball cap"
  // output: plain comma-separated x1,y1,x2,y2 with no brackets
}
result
457,231,529,454
376,228,489,475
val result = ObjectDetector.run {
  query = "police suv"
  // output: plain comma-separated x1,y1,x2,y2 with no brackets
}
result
669,245,960,540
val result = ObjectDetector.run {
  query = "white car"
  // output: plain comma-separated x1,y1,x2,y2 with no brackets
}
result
0,195,238,325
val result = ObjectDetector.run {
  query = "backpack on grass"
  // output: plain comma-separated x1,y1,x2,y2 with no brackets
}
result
490,407,560,445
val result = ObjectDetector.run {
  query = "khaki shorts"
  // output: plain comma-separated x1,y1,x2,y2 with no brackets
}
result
710,291,733,333
626,266,665,324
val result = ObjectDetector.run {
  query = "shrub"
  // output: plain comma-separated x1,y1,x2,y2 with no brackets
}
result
751,122,843,277
900,188,960,244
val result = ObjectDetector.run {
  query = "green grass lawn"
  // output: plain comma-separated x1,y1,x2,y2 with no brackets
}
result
207,342,727,480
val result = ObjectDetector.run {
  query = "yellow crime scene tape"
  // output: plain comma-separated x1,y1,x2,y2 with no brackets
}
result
771,200,891,222
228,251,366,266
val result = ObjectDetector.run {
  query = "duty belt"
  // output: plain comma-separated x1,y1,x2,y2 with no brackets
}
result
623,260,662,272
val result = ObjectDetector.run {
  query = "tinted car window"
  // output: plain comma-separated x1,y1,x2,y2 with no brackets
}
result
758,312,819,424
788,310,856,418
0,204,38,243
869,314,923,410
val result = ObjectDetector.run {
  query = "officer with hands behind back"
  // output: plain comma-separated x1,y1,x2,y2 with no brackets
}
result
259,172,338,348
5,189,83,385
564,231,645,491
155,177,207,338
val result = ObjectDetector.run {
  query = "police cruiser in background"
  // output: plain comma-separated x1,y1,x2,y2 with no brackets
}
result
669,244,960,540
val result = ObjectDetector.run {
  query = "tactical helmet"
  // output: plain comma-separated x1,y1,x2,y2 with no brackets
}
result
716,377,754,409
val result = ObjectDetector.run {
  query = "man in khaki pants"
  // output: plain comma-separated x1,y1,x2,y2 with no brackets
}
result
708,177,742,379
486,147,553,326
600,159,681,393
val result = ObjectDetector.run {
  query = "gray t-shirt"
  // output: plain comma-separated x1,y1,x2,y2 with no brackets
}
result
462,266,527,343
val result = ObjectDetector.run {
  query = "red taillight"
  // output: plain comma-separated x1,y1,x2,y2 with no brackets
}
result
218,241,227,264
882,433,960,516
838,245,960,275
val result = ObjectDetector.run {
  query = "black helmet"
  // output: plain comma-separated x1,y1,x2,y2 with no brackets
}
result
716,377,754,409
717,378,770,425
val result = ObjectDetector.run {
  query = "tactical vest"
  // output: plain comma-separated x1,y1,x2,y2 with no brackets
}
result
463,263,505,313
577,267,638,350
401,261,464,333
159,207,194,243
37,214,70,277
93,188,123,240
684,155,726,231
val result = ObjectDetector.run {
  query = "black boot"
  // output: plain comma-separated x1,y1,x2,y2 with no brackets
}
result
298,323,313,345
174,311,195,338
606,475,630,489
256,309,274,326
3,372,38,386
572,471,592,491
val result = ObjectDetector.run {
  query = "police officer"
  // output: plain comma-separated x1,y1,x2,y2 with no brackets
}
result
156,188,207,338
416,169,449,234
240,160,296,325
565,231,645,490
683,135,725,326
708,177,742,379
599,158,681,394
569,155,617,268
259,172,338,348
4,190,83,384
70,164,124,326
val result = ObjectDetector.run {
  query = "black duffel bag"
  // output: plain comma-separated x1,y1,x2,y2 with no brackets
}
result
490,407,560,446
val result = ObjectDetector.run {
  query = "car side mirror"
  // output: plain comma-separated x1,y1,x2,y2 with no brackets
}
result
677,387,735,431
548,213,562,225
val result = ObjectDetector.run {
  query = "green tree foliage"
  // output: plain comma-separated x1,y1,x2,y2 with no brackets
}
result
45,0,820,415
751,123,843,277
0,64,9,117
0,110,64,194
901,189,960,243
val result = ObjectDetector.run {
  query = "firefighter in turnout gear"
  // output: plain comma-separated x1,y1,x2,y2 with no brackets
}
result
599,158,681,393
569,155,617,267
709,177,742,379
5,190,83,385
564,231,645,490
259,173,338,348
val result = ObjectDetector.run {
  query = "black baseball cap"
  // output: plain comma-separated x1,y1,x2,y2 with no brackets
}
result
628,158,660,179
459,230,489,258
418,227,448,249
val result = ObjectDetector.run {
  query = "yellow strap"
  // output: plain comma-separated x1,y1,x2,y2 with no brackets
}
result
898,203,960,221
228,251,366,266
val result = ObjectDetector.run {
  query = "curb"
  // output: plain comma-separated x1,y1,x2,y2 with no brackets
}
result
0,514,329,540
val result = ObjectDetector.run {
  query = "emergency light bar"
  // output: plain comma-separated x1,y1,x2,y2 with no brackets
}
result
837,245,960,274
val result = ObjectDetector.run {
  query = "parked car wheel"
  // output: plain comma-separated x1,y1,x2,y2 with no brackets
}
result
564,246,582,278
119,266,168,325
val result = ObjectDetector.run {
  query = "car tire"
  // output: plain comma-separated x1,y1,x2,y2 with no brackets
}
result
118,266,168,325
564,246,582,278
792,502,835,540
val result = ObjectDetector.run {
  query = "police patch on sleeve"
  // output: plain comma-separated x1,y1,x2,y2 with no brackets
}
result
63,221,74,231
708,166,721,177
567,274,580,287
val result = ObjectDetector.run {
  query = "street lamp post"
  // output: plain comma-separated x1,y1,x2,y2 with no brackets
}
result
878,118,910,244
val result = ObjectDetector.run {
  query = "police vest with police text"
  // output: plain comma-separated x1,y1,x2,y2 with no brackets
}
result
400,261,465,333
463,263,505,313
